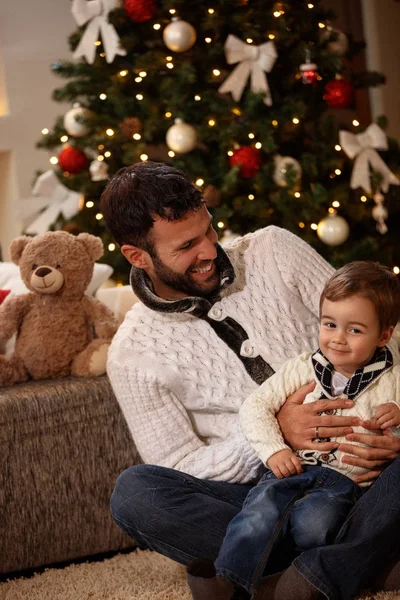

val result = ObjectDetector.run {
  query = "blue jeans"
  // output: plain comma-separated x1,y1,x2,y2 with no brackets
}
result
214,466,362,595
110,456,400,600
294,454,400,599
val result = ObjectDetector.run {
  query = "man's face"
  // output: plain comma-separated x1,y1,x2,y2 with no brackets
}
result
144,204,220,300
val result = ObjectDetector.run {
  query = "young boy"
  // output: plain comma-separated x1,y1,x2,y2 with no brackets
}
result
188,261,400,600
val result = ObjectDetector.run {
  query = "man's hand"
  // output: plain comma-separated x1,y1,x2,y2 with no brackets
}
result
267,449,303,479
276,381,357,451
340,422,400,484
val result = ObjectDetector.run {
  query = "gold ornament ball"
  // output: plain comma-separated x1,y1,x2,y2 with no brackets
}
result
317,213,350,246
163,18,197,52
203,185,222,208
120,117,143,138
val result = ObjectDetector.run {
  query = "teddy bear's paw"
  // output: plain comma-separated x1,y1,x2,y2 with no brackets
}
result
88,343,110,376
0,356,12,386
0,355,28,386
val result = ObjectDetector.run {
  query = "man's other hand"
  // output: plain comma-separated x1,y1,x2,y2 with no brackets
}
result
276,382,356,452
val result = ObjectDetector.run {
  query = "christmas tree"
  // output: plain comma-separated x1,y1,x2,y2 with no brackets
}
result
33,0,400,283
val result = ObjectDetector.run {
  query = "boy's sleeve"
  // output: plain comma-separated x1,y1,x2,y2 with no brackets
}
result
240,354,313,465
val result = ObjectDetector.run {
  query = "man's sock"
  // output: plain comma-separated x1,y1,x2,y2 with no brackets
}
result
186,558,234,600
254,565,324,600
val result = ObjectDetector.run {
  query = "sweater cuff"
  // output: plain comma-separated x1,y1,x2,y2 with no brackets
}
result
258,441,292,466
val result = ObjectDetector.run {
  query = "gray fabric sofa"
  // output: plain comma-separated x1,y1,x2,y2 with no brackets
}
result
0,375,139,574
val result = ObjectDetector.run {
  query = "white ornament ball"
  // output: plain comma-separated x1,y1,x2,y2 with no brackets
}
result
163,18,196,52
64,105,93,137
317,213,350,246
89,159,109,182
273,155,302,187
166,118,197,154
321,27,349,56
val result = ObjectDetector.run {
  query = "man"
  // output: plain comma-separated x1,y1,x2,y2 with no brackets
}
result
101,161,400,600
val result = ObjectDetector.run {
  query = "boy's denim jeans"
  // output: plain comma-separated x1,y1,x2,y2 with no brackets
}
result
110,456,400,600
213,466,362,595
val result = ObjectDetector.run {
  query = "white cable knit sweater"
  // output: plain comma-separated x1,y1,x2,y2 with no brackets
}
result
107,226,335,483
240,351,400,486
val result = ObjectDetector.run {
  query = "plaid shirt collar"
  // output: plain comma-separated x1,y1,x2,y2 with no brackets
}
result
311,346,393,400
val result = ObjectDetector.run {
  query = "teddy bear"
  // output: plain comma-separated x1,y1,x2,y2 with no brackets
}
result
0,231,119,386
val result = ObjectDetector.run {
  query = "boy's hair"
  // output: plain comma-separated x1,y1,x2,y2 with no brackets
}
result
100,161,203,253
320,261,400,331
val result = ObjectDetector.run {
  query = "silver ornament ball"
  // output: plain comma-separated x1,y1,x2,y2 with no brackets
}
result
166,118,197,154
163,18,196,52
317,213,350,246
64,105,93,137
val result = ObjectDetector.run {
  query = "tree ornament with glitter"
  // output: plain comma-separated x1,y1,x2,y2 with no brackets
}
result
323,76,354,109
124,0,156,23
229,146,262,179
58,146,89,174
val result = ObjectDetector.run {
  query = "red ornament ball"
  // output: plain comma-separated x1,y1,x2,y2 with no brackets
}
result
323,78,355,109
229,146,262,179
58,146,89,174
124,0,156,23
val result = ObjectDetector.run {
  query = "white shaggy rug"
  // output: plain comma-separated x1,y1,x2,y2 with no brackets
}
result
0,550,399,600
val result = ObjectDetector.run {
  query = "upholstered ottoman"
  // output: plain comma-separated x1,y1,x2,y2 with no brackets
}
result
0,375,139,573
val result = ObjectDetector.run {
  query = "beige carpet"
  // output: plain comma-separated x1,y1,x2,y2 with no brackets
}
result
0,550,399,600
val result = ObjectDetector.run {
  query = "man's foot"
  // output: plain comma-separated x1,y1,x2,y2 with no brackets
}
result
254,566,324,600
187,558,234,600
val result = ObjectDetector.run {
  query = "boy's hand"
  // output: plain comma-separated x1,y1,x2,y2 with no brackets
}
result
362,403,400,430
267,449,303,479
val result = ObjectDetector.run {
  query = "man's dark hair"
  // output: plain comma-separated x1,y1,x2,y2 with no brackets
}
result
100,161,204,252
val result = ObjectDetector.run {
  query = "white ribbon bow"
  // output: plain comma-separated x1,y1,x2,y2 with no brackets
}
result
72,0,127,64
339,123,399,194
218,35,277,106
24,171,83,236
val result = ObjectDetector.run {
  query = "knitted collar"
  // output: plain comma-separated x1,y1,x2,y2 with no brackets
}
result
129,243,236,317
311,346,393,400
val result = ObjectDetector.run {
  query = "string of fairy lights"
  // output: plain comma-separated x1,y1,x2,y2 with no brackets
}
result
39,1,399,274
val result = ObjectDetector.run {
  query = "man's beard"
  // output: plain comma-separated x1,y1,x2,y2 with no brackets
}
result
151,251,221,298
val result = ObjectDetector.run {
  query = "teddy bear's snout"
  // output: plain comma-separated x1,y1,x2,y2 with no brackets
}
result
30,265,65,294
35,267,52,277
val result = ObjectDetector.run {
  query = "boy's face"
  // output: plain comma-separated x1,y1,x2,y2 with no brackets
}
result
319,295,393,378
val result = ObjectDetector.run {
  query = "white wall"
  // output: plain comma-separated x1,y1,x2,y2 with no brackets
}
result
0,0,73,259
361,0,400,139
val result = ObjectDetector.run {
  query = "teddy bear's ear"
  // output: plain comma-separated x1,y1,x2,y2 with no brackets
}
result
9,236,33,265
77,233,104,262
